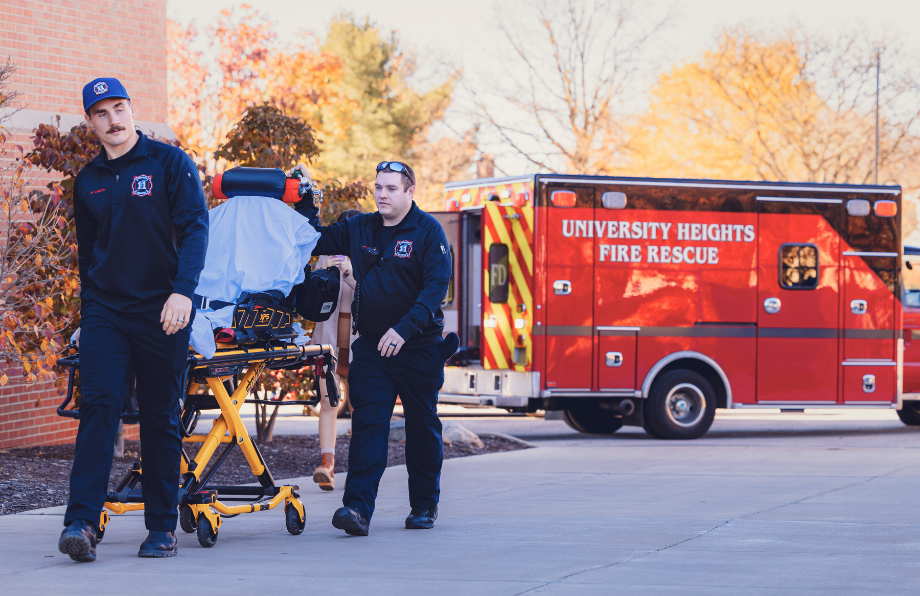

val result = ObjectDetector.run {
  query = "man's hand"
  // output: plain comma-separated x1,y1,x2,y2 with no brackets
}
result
377,328,405,357
288,164,313,184
160,293,192,335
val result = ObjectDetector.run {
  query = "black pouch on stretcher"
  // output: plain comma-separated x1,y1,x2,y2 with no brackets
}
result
295,266,340,323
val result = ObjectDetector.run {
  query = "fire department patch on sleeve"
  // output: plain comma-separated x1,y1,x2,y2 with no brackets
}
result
394,240,413,258
131,175,153,197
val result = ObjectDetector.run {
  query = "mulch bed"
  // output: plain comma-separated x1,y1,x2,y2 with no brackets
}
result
0,434,527,515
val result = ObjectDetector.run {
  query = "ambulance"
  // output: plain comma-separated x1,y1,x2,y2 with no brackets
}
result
431,174,915,439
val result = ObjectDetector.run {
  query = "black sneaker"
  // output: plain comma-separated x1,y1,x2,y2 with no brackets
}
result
58,520,97,562
332,506,369,536
138,531,178,558
405,507,438,529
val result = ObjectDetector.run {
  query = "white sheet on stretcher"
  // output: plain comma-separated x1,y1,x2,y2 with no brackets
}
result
189,196,320,358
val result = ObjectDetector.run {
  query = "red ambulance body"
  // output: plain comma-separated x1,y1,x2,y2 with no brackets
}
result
433,174,915,439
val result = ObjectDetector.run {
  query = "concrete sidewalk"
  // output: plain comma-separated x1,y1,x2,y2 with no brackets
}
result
3,432,920,594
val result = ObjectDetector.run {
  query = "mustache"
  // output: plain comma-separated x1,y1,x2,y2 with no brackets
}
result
106,125,126,134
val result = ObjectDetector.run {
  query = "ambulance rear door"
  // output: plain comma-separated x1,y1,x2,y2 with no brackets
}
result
542,184,595,389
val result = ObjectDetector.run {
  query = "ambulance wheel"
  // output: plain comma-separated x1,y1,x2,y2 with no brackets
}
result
196,516,218,548
179,505,197,533
897,402,920,426
285,502,305,535
562,402,623,434
646,370,716,440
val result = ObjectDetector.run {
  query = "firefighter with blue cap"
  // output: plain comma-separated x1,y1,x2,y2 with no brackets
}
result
56,78,208,562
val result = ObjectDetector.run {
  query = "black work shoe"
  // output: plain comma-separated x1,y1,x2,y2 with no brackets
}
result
138,531,178,558
58,520,97,562
332,507,369,536
405,507,438,529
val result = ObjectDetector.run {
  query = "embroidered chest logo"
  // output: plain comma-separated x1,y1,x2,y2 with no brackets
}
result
131,175,153,197
93,82,108,95
394,240,413,258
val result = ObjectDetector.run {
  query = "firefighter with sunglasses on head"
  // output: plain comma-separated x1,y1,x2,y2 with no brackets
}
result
289,161,455,536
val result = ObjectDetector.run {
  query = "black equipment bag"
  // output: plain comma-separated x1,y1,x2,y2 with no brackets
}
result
228,291,296,344
295,266,340,323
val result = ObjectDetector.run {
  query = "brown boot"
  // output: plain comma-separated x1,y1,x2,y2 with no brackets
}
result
313,452,335,491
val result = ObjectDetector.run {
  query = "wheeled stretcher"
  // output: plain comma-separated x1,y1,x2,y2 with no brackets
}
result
56,338,340,547
56,166,338,547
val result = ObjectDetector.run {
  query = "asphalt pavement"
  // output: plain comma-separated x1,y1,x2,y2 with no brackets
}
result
2,407,919,594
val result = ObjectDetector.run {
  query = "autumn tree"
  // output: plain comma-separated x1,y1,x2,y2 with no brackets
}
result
213,103,369,441
0,60,77,389
472,0,670,175
301,13,474,209
168,7,476,211
625,26,920,190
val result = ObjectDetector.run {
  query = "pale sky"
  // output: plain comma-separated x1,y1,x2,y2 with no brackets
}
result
168,0,920,175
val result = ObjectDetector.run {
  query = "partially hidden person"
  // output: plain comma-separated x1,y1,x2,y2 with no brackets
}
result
309,209,362,491
57,78,208,562
290,161,453,535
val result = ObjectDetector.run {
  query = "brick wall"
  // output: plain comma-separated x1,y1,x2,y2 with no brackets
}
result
0,377,139,450
0,0,169,448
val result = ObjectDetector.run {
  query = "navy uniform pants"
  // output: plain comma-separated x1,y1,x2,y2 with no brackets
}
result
64,300,193,532
343,336,445,522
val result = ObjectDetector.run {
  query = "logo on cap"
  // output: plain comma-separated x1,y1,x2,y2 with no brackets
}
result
131,175,153,197
93,82,108,95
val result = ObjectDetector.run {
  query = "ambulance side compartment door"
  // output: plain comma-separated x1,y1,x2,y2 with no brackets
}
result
543,185,595,389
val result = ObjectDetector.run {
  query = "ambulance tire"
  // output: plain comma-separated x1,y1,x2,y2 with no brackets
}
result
897,402,920,426
646,370,716,440
562,403,623,435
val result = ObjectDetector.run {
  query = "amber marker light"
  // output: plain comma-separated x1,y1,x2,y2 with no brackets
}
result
874,200,897,217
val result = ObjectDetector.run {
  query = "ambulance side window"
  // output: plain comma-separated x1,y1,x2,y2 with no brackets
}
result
780,244,819,290
488,244,510,303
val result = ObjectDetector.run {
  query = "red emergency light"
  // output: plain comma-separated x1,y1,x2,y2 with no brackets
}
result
551,190,576,208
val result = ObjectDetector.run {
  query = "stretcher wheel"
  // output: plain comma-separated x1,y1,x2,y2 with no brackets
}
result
285,502,305,535
197,515,218,548
179,505,197,534
96,510,109,543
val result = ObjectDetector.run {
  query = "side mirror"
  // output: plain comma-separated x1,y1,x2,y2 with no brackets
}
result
907,261,914,271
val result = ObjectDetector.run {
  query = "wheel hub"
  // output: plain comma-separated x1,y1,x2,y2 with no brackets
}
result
665,383,705,428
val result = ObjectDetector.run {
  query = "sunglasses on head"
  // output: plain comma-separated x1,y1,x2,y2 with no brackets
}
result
376,161,414,184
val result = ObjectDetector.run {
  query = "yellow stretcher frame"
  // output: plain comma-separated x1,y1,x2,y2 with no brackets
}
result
57,341,337,547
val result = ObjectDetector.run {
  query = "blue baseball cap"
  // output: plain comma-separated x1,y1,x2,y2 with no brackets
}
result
82,78,130,112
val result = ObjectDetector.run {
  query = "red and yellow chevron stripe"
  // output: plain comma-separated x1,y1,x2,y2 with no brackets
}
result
444,180,532,211
482,202,534,371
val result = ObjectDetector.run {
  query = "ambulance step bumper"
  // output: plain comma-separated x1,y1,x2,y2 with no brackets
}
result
439,366,539,408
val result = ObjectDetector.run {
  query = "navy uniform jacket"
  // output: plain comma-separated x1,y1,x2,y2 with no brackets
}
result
73,131,209,313
299,200,451,349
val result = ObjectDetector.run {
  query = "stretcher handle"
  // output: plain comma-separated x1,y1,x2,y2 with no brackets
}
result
325,356,340,408
56,343,79,419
